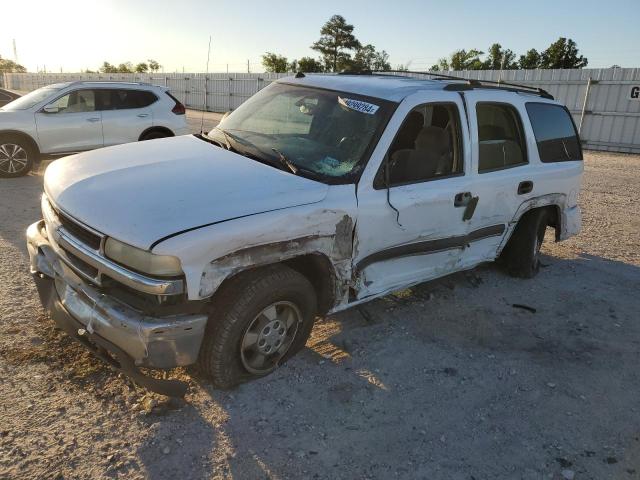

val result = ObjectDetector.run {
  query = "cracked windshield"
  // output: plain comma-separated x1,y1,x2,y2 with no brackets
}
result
207,82,395,181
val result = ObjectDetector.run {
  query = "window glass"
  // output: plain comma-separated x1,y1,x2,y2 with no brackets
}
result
48,90,96,113
476,103,527,172
207,83,396,181
2,86,61,111
526,103,582,162
107,89,157,110
381,103,463,186
236,91,315,135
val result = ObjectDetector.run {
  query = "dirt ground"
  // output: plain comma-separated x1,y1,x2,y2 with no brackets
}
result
1,120,639,479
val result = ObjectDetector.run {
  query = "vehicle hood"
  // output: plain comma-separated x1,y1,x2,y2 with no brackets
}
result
44,135,329,250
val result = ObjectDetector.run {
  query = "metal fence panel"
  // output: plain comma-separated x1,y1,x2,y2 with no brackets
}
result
2,69,639,153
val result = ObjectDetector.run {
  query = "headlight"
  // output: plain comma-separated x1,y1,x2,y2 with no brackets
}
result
104,238,182,277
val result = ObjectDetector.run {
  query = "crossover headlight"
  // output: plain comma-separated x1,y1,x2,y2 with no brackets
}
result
104,238,182,277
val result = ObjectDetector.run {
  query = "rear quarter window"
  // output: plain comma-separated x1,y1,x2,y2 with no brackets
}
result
111,89,158,110
525,103,582,162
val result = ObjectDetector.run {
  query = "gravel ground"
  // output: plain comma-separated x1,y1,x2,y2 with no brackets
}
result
1,133,639,479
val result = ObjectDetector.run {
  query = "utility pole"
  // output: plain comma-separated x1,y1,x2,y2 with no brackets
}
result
12,39,18,63
247,60,250,74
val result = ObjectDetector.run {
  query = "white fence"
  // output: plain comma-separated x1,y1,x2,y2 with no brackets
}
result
3,68,640,153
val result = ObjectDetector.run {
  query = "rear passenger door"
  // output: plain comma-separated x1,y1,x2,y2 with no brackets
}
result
99,89,156,146
459,92,536,267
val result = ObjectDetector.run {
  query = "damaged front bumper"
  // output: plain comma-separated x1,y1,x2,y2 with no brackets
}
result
26,220,208,396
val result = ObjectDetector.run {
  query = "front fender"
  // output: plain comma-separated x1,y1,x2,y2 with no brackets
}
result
151,185,358,301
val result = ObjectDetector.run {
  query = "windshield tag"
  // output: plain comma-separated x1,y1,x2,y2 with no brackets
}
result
338,97,379,115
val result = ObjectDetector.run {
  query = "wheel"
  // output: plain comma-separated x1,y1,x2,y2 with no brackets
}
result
0,136,35,178
140,130,171,141
198,264,317,389
500,209,548,278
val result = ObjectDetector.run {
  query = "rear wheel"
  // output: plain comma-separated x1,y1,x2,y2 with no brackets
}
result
0,136,34,178
198,265,317,389
140,130,172,141
500,209,548,278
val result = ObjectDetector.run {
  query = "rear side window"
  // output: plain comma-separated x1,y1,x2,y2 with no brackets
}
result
526,103,582,162
100,89,157,110
476,103,527,173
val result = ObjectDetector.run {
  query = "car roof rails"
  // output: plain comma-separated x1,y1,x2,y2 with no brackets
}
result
374,70,554,100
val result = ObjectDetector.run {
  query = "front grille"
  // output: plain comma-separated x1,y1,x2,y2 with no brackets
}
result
62,248,99,279
56,209,102,251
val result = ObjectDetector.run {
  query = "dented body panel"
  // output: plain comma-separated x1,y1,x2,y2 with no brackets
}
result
152,184,358,307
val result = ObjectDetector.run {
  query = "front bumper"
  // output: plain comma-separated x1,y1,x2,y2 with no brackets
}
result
26,220,208,395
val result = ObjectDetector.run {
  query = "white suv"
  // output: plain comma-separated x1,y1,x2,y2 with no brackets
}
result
0,81,189,177
27,73,583,396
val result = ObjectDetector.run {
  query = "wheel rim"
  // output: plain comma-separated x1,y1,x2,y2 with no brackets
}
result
0,143,28,174
240,301,302,374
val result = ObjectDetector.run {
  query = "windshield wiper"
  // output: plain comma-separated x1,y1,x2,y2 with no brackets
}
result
271,148,298,174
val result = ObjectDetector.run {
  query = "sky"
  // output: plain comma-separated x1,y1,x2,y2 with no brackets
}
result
1,0,639,73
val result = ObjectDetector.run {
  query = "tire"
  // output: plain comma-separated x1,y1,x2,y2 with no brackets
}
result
198,264,317,389
500,208,548,278
0,135,35,178
140,130,171,141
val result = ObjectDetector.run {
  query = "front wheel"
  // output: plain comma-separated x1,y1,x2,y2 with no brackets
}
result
0,136,35,178
198,265,317,389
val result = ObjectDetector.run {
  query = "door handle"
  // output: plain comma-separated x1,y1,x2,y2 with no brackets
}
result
518,181,533,195
454,192,472,207
86,117,100,122
137,113,149,118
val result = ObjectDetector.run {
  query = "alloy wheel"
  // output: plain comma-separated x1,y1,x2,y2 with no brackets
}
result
0,143,28,175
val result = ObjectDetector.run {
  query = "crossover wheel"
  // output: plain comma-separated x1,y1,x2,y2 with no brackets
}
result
198,265,317,389
500,209,548,278
140,130,171,141
0,137,34,178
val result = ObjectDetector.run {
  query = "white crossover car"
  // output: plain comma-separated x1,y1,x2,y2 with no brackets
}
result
0,81,189,177
27,73,583,396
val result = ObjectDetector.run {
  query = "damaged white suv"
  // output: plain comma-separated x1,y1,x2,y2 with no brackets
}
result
27,73,583,396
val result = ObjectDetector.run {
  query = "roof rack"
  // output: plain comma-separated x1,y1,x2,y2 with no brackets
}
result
67,80,152,87
372,70,554,100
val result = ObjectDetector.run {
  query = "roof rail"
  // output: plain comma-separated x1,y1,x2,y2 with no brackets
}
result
374,70,554,100
67,80,152,87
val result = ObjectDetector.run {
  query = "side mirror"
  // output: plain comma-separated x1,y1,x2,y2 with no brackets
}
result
43,105,59,114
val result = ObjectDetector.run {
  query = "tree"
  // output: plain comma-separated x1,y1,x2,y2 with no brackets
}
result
311,15,361,72
297,57,324,73
518,49,541,69
0,56,26,73
540,37,588,69
262,52,289,73
100,61,118,73
147,59,161,72
450,49,484,70
288,59,298,73
116,62,134,73
351,44,391,71
431,58,450,71
135,62,149,73
483,43,517,70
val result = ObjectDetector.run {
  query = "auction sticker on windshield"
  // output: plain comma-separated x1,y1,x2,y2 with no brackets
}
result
338,97,380,114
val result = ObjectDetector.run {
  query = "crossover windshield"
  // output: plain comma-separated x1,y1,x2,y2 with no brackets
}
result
1,86,62,111
206,82,396,183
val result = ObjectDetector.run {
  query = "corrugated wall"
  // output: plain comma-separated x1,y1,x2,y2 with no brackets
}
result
3,69,639,153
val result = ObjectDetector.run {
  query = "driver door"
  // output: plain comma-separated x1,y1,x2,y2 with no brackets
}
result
353,91,472,300
35,89,103,154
